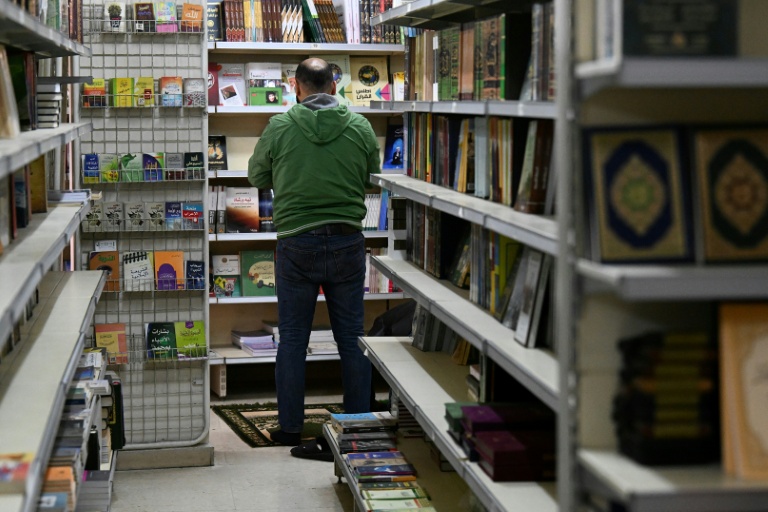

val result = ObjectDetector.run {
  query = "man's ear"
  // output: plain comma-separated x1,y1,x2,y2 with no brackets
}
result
295,81,302,103
330,81,337,96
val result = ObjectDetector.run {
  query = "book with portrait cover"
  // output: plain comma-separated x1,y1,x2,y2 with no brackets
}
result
583,126,694,263
154,250,185,290
208,135,228,171
239,249,276,297
246,62,282,107
94,323,128,363
146,321,176,359
691,127,768,262
349,56,390,106
217,63,247,106
225,187,259,233
382,123,404,171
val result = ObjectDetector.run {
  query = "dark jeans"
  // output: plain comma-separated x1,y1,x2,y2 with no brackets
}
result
275,230,371,433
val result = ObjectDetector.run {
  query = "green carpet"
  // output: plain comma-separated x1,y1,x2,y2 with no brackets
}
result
211,402,344,448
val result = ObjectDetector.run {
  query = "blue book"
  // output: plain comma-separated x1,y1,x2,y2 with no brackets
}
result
382,123,404,170
82,153,100,184
165,201,182,230
143,153,164,181
185,260,205,290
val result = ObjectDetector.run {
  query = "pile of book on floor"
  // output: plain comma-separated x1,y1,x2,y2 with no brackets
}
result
231,328,276,357
613,331,720,465
445,401,556,481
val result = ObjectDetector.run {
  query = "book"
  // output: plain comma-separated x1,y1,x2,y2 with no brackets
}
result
583,126,693,263
207,2,223,41
360,488,429,500
143,152,164,181
211,254,241,297
208,135,228,171
134,76,155,107
691,127,768,261
0,452,33,493
355,463,416,476
99,153,120,183
174,320,206,357
94,323,128,363
225,186,260,233
118,153,142,182
257,188,275,232
183,77,206,107
512,250,551,348
110,77,134,107
154,250,185,290
280,62,298,106
165,201,182,230
145,201,166,230
164,152,184,180
349,55,390,106
133,2,156,31
310,54,352,106
154,1,178,32
0,46,21,139
82,78,107,107
246,61,282,106
181,2,204,31
239,249,276,296
184,151,205,180
146,321,177,359
89,250,120,292
208,62,221,104
185,259,206,290
363,498,432,509
104,1,127,32
182,201,204,229
160,76,183,106
123,250,153,291
218,63,247,106
82,153,100,184
382,123,405,171
514,119,554,214
331,411,398,434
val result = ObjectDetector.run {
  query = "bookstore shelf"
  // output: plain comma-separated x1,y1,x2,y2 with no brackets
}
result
0,271,105,512
576,260,768,301
209,346,339,365
371,255,559,410
358,337,559,512
0,122,92,179
575,57,768,99
211,42,405,55
578,450,768,512
0,0,91,57
211,230,389,242
210,291,405,305
373,174,559,256
212,105,402,115
0,202,92,344
370,100,558,119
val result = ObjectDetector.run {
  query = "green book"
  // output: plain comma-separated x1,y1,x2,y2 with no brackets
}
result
174,320,206,358
239,250,276,297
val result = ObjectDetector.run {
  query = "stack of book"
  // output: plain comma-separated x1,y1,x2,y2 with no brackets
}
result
37,83,62,129
336,430,398,455
231,328,277,357
613,331,720,465
345,451,436,510
75,469,112,511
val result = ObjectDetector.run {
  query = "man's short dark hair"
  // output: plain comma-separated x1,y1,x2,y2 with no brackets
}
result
295,58,334,96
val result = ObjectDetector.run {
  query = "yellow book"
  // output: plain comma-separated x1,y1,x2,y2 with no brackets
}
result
111,77,134,107
134,76,154,107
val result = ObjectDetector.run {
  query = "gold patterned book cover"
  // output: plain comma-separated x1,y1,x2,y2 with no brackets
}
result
584,127,692,262
692,128,768,262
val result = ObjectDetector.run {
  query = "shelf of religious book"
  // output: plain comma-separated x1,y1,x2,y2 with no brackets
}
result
0,123,92,179
210,42,405,55
370,100,557,119
0,0,90,57
354,336,559,512
0,270,105,512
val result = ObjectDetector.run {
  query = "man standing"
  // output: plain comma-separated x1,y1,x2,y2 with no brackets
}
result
248,58,380,448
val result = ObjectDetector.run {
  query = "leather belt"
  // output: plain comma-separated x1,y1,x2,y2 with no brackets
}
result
307,224,360,235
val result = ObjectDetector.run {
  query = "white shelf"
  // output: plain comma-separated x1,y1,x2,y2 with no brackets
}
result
0,0,91,57
210,230,388,241
0,203,91,344
0,270,104,512
210,42,404,55
579,450,768,512
372,174,559,256
0,123,92,180
209,346,339,365
370,255,559,410
359,337,559,512
209,291,406,305
211,105,402,115
576,259,768,301
575,57,768,98
369,100,557,119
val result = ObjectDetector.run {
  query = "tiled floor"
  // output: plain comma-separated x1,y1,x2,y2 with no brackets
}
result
110,392,355,512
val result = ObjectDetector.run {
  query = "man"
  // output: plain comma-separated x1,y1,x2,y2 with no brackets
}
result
248,58,380,450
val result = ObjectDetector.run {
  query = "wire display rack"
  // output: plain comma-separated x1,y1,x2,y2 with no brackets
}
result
77,1,209,449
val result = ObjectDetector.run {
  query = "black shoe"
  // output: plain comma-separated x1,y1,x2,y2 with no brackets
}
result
269,429,302,446
290,437,334,462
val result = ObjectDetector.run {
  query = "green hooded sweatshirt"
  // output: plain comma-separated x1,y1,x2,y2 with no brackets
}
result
247,94,380,238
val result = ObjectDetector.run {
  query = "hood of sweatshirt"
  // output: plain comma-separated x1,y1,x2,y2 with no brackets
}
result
286,93,352,145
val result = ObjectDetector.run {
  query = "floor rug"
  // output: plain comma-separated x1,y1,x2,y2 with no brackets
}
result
211,402,344,448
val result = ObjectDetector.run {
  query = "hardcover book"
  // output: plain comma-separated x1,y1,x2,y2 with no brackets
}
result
160,76,183,106
174,320,206,357
583,127,693,263
512,250,551,348
240,249,276,297
146,321,177,359
154,250,185,290
94,323,128,363
349,56,390,106
89,250,121,292
208,62,221,105
123,251,153,291
206,1,223,41
224,186,260,233
691,127,768,261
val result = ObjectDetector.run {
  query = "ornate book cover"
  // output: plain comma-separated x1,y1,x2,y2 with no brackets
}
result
692,127,768,261
584,127,693,262
349,56,390,106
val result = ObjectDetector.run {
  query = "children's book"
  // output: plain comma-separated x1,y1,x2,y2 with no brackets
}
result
159,76,183,106
208,135,228,171
180,2,204,32
185,259,206,290
133,2,155,31
119,153,143,182
123,251,154,291
349,56,390,106
183,77,206,107
182,201,204,229
239,249,276,297
145,201,166,231
154,1,178,32
164,152,184,180
211,254,241,297
99,153,120,182
184,151,205,180
154,250,185,290
94,323,128,363
89,250,121,292
164,201,182,230
224,187,259,233
174,320,206,357
134,76,155,107
143,152,164,181
146,321,177,359
82,153,100,184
